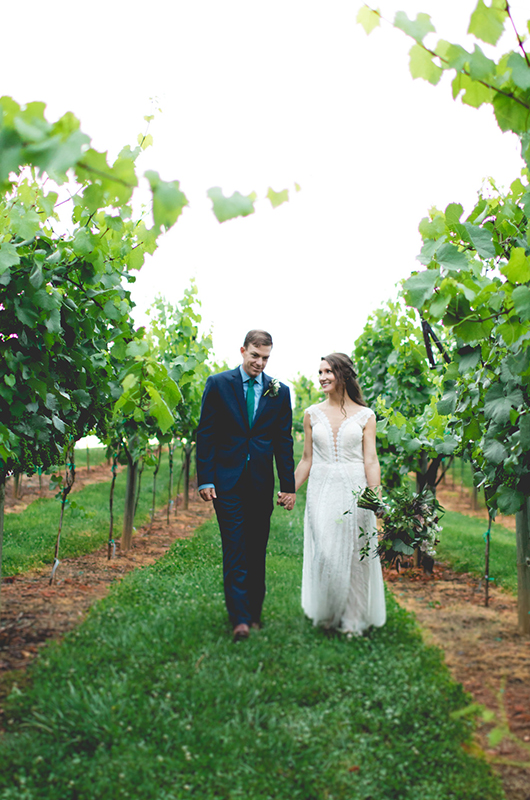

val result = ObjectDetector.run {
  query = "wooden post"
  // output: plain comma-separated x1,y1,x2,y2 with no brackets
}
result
484,514,492,608
515,497,530,635
121,455,138,552
108,451,119,559
182,443,193,511
0,476,5,620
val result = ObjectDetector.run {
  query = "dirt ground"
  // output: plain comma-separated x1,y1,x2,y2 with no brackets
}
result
1,472,529,798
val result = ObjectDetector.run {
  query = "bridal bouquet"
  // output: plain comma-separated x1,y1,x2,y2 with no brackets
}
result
354,485,443,567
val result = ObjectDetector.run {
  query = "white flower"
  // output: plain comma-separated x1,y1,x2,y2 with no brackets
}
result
264,378,280,397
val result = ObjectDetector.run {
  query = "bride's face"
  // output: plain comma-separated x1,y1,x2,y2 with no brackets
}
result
319,361,337,394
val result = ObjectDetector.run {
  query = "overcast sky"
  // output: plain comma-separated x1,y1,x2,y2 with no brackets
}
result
3,0,526,385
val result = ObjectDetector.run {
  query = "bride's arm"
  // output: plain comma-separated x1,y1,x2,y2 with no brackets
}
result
363,415,381,493
294,412,313,491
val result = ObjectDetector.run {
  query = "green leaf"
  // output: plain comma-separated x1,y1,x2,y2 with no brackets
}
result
493,92,530,135
29,263,44,289
266,187,289,209
452,73,493,108
482,438,508,464
0,242,20,274
496,485,524,514
468,0,507,46
403,437,422,453
445,203,464,226
392,539,415,555
409,43,443,85
403,269,440,308
468,45,496,81
145,384,174,434
103,299,121,321
145,171,188,231
9,206,41,239
125,340,149,358
357,5,381,35
437,388,457,416
73,228,94,257
484,382,523,424
463,223,495,258
458,346,481,372
207,186,256,223
520,414,530,448
15,303,39,327
507,52,530,91
394,11,435,42
51,414,65,433
122,373,138,391
45,307,62,334
500,247,530,283
436,435,458,455
419,215,446,239
436,40,469,71
436,243,469,271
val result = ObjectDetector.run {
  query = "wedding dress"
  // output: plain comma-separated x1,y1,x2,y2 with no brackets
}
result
301,405,386,634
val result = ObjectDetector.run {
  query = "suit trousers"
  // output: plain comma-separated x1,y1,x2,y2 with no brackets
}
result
213,470,273,627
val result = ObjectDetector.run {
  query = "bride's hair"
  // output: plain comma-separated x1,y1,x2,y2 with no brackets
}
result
321,353,366,412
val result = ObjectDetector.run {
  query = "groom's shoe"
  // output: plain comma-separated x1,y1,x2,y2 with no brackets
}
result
233,623,250,642
250,621,261,631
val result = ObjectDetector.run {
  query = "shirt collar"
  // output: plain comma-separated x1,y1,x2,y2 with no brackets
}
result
240,365,263,385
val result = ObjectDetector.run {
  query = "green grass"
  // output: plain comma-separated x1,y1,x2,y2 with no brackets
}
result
437,510,517,594
0,486,503,799
73,445,109,469
2,448,183,577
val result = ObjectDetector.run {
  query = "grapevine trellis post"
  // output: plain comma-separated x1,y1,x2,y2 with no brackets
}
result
516,502,530,634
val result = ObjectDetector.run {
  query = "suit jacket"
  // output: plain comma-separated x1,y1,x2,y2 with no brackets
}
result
196,367,295,495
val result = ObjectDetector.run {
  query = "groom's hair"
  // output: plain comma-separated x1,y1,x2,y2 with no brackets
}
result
243,329,273,349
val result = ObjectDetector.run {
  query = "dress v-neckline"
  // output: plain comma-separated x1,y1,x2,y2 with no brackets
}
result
316,406,366,454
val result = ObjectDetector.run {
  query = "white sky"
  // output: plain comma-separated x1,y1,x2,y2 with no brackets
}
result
3,0,527,385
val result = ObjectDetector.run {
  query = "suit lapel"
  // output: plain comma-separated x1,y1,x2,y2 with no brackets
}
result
229,368,249,428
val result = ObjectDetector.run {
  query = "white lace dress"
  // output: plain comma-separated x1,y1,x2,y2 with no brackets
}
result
301,405,386,634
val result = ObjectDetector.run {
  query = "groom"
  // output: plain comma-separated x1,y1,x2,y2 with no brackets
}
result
196,329,296,641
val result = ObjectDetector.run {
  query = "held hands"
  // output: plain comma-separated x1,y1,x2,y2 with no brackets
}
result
199,487,217,502
277,491,296,511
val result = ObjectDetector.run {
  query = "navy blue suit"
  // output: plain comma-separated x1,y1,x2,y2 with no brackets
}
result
196,367,295,626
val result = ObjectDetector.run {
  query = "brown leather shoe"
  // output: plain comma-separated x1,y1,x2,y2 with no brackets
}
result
233,623,250,642
250,622,261,631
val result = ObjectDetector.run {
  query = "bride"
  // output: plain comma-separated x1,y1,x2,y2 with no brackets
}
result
294,353,386,635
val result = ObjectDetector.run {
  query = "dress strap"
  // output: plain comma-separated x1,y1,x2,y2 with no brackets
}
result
356,407,375,429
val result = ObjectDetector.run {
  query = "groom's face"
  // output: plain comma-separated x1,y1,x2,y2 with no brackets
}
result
240,342,272,378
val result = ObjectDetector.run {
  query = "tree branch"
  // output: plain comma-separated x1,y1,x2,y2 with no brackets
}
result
506,1,530,67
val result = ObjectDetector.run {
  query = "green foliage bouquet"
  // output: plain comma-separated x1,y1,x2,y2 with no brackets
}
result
355,486,444,567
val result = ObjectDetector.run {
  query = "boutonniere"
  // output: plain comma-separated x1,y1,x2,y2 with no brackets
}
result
264,378,280,398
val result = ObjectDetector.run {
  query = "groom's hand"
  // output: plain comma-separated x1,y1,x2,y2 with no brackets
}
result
277,492,296,511
199,487,217,502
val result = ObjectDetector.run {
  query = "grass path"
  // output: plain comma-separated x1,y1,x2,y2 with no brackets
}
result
436,510,517,593
0,488,503,799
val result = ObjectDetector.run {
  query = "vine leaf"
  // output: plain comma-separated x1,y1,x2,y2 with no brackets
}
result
394,11,435,43
207,186,256,223
467,0,507,46
0,243,20,273
357,5,381,35
267,187,289,209
409,44,443,85
403,269,440,308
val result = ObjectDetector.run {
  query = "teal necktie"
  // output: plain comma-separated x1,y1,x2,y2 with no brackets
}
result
247,378,255,427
